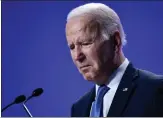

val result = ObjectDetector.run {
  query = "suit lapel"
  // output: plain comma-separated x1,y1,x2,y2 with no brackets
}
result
107,63,138,117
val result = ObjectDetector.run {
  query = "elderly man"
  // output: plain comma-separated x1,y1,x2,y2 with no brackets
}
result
65,3,163,117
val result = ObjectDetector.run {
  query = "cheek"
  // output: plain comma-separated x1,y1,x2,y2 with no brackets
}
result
70,51,76,64
101,49,112,63
85,48,101,69
98,42,114,63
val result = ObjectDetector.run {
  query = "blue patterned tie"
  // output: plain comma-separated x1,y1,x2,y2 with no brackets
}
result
90,85,110,117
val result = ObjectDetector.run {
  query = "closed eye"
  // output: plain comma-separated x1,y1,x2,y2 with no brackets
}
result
82,42,92,46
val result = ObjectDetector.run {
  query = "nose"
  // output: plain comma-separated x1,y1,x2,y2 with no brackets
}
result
73,46,85,62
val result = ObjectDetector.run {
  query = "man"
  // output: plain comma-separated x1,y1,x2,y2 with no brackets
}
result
65,3,163,117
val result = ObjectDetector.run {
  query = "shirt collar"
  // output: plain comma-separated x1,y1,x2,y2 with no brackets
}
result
95,58,129,95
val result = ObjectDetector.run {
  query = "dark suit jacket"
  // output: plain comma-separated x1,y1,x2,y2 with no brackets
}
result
71,63,163,117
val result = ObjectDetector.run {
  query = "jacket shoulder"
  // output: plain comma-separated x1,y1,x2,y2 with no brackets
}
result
71,87,95,117
137,69,163,89
138,69,163,81
72,87,95,106
138,69,163,116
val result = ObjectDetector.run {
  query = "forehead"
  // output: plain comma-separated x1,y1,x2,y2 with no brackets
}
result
66,16,89,35
66,15,100,43
66,16,91,43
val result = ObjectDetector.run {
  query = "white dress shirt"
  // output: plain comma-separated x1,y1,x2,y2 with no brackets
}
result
90,58,129,117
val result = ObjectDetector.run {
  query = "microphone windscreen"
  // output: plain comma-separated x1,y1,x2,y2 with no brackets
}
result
14,95,26,104
32,88,43,97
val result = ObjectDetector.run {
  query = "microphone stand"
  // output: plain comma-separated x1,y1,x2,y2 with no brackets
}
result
23,103,33,117
22,88,43,117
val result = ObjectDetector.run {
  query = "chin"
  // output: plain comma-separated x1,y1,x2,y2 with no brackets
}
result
83,72,96,81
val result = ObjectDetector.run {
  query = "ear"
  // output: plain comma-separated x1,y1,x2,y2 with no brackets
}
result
112,31,122,53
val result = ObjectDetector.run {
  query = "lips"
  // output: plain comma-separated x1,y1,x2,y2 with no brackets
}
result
80,65,91,69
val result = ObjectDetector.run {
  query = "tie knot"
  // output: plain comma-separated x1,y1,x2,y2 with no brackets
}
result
96,85,110,101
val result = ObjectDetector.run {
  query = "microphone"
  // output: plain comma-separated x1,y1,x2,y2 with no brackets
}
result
2,95,26,112
24,88,43,103
23,88,43,117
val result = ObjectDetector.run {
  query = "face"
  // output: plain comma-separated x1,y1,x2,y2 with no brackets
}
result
66,16,115,83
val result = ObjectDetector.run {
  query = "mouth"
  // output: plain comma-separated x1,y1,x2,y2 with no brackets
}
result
80,65,91,69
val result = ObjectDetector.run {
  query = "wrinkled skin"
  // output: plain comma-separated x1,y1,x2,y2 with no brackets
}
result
66,15,123,85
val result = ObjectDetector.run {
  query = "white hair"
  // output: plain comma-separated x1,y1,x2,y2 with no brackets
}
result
66,3,127,46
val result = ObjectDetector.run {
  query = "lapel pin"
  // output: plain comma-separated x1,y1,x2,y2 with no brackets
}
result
122,88,128,91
